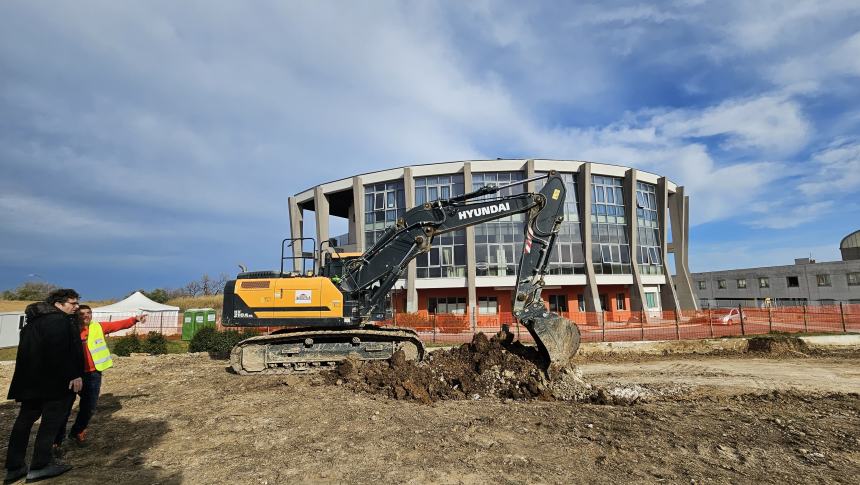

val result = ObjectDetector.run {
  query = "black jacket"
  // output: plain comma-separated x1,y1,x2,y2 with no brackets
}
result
7,302,85,402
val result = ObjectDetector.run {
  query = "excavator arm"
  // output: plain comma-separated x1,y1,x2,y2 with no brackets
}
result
339,171,581,368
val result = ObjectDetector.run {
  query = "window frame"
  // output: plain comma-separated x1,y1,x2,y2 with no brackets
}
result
615,293,626,311
477,296,498,315
848,272,860,286
759,277,770,288
816,274,831,287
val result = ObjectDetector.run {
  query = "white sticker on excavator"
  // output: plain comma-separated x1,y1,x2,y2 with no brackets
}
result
295,290,312,304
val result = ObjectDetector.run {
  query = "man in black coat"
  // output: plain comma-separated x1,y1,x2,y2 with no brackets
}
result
5,289,84,484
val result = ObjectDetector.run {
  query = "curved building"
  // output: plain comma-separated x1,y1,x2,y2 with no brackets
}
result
841,229,860,261
288,159,698,321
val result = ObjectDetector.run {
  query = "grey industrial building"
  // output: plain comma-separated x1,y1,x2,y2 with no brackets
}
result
693,229,860,308
287,159,699,321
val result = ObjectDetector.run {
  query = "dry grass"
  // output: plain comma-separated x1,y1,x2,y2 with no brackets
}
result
166,295,223,312
0,299,118,312
0,301,34,312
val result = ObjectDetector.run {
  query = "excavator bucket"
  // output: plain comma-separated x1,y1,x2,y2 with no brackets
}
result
524,313,581,371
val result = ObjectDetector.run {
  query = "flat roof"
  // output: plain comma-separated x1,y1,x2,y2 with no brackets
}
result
293,158,680,209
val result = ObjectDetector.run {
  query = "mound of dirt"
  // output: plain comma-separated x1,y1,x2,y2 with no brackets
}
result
327,332,639,404
747,336,809,356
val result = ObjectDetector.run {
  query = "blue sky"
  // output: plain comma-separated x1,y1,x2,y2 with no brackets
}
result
1,0,859,299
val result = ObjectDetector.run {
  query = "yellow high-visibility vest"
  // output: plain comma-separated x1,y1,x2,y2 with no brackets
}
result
87,322,113,371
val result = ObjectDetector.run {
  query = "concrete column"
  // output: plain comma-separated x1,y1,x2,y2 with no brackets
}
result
657,177,682,312
352,176,365,252
625,170,648,313
668,186,697,310
404,167,418,313
579,163,602,312
314,186,330,273
347,204,356,245
288,196,303,263
464,162,477,318
525,159,536,193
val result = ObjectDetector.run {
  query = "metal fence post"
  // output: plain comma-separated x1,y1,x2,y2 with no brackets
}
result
640,310,645,341
768,307,773,334
738,304,745,336
708,305,714,338
432,314,437,343
840,302,847,333
674,310,680,340
802,304,808,333
601,311,606,342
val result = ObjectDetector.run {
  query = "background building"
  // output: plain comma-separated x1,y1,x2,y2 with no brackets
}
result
693,230,860,308
289,159,697,322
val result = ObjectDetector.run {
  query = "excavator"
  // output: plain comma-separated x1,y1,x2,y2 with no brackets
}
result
222,171,581,375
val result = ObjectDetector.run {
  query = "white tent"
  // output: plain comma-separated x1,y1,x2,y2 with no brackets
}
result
91,292,181,336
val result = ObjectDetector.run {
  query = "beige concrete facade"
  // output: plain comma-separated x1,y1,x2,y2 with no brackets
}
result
290,159,697,315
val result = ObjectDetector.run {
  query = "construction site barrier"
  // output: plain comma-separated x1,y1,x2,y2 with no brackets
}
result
379,303,860,345
138,303,860,345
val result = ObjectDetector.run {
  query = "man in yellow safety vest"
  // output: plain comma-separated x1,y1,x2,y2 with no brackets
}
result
55,305,146,449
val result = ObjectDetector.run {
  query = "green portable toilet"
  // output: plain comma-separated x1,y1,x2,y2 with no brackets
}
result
182,308,217,340
203,308,216,329
181,311,195,341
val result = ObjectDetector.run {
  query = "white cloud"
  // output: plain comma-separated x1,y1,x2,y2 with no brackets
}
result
0,193,142,237
691,241,842,272
651,95,811,154
797,139,860,197
748,201,834,230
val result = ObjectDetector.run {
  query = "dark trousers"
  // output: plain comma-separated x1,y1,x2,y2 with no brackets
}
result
5,395,74,470
56,371,102,444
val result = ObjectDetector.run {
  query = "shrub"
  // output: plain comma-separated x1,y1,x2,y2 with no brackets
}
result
188,326,217,353
188,326,251,359
141,331,168,355
112,334,142,357
207,330,247,359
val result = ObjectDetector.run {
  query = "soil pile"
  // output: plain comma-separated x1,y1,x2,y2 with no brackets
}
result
748,335,809,356
328,332,642,404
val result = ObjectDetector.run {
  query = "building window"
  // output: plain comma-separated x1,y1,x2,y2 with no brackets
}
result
717,279,727,289
473,171,526,276
786,276,800,288
759,277,770,288
548,295,568,313
737,279,747,289
636,181,663,275
364,180,405,247
645,292,658,309
428,297,466,315
616,293,626,310
478,296,498,315
537,172,585,275
697,281,707,290
577,294,585,312
591,175,631,275
817,274,831,287
415,233,467,278
848,272,860,286
415,175,466,278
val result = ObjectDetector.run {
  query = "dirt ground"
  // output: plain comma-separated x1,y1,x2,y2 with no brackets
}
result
0,342,858,484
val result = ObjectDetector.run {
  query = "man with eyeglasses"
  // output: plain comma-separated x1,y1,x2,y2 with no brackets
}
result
5,289,84,483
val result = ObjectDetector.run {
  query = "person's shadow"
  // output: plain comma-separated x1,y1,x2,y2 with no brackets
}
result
0,393,181,484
